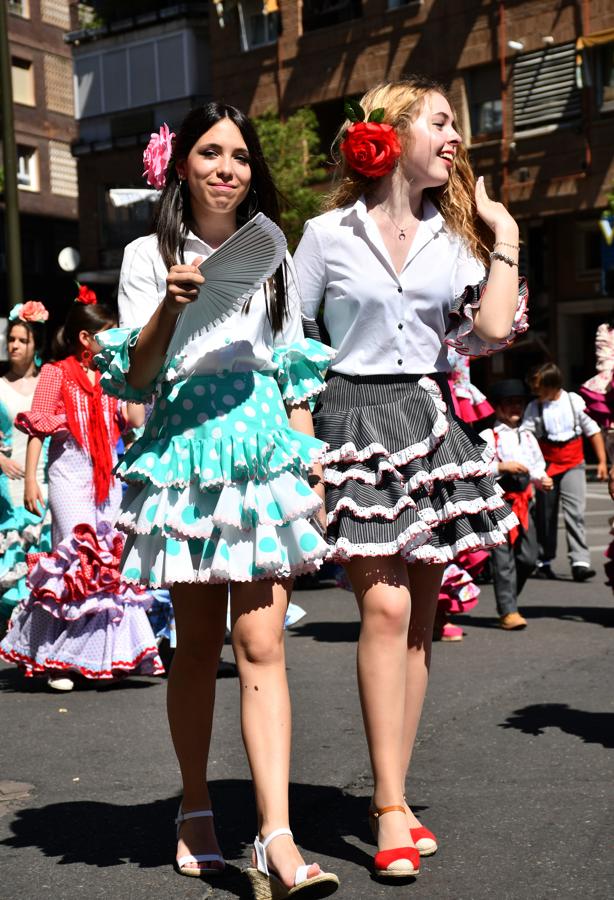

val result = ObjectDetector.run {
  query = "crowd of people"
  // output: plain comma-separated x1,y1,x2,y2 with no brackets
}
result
0,76,610,895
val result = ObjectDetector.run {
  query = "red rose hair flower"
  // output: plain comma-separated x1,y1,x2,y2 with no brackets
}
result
340,100,401,179
76,284,97,305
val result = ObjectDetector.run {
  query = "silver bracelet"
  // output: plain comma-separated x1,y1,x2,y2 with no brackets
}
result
490,250,518,268
494,240,520,251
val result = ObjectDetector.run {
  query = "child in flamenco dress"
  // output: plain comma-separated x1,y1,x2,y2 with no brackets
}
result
0,290,162,691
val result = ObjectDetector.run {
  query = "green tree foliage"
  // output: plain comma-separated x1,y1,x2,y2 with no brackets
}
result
254,108,327,251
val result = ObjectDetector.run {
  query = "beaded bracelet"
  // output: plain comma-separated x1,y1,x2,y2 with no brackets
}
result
494,240,520,250
490,250,518,267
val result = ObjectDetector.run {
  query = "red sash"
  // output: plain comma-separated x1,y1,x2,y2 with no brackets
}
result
539,436,584,477
504,486,533,545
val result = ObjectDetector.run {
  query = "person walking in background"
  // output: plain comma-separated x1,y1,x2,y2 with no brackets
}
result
95,105,339,896
0,290,162,691
0,302,51,631
294,76,528,880
480,379,552,629
524,363,607,582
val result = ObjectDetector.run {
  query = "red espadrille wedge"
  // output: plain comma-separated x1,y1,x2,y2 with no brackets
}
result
369,805,420,879
410,826,438,857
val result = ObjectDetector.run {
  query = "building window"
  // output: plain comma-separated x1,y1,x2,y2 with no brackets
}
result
303,0,362,33
598,42,614,108
40,0,71,30
16,146,39,191
44,54,74,116
466,66,502,138
8,0,30,17
49,141,78,198
238,0,279,51
11,57,35,107
513,42,581,132
576,222,602,277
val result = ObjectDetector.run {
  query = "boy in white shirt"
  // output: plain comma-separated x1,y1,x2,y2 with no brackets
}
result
481,380,553,629
523,363,607,581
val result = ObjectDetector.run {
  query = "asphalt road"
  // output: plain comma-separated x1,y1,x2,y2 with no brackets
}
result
1,484,612,900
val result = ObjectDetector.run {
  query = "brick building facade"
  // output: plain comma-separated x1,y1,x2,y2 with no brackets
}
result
69,0,614,386
1,0,80,319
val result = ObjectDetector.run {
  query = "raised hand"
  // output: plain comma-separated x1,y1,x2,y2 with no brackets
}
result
475,176,519,239
164,255,205,315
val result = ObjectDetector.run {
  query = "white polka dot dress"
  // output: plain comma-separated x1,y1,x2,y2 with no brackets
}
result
95,329,335,587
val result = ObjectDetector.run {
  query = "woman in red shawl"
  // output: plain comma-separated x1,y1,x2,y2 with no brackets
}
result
0,289,162,690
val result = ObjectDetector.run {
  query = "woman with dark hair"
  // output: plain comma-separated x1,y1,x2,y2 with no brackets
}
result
0,302,51,628
0,288,163,691
95,103,339,896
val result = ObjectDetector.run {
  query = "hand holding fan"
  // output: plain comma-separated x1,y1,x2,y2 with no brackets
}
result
165,212,287,362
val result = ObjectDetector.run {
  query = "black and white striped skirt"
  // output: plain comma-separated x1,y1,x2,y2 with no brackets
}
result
313,372,517,564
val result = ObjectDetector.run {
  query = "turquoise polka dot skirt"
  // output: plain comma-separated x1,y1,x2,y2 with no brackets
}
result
112,369,329,587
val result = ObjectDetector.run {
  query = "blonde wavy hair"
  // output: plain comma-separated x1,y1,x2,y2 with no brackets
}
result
325,76,490,264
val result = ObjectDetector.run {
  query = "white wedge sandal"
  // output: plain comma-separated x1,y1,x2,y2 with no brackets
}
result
246,827,339,899
175,805,225,877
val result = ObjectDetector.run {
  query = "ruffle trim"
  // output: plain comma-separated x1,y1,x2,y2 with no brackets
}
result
446,275,529,358
117,427,326,489
322,376,449,468
332,511,518,564
327,487,505,526
27,521,150,622
0,644,164,679
95,327,160,403
122,557,325,590
271,339,336,406
116,470,322,539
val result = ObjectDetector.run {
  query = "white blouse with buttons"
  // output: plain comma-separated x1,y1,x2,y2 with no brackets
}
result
117,231,303,375
294,196,486,376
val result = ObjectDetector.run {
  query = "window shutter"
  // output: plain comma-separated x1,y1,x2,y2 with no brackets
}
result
513,42,581,131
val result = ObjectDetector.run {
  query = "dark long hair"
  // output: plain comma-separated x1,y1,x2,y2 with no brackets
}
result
154,102,289,334
53,302,116,360
2,319,47,375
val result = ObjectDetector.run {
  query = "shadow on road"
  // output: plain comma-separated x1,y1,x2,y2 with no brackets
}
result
457,605,614,630
1,780,419,890
499,703,614,749
289,621,360,642
0,667,162,693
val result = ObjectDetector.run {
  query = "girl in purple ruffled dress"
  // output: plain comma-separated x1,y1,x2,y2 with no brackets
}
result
0,291,162,691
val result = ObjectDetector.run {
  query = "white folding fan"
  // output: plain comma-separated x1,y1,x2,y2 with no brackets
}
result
165,212,287,362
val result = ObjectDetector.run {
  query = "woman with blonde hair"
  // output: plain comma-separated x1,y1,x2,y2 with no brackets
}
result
294,76,528,880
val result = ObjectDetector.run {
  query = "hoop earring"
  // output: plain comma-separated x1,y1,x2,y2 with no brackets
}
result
247,187,259,219
80,348,92,366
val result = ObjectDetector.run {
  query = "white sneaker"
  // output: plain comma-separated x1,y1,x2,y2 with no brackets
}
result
47,675,74,692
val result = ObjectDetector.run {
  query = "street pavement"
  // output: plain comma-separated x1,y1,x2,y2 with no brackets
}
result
1,484,612,900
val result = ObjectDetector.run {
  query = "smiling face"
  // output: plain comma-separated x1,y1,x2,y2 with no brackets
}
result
7,324,35,370
177,117,252,218
400,91,461,190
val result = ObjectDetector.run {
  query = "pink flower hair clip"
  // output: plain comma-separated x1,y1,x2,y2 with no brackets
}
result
9,300,50,324
143,123,176,190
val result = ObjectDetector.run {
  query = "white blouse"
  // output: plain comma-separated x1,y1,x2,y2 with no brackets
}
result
293,196,486,375
523,391,600,442
117,231,304,376
480,422,547,482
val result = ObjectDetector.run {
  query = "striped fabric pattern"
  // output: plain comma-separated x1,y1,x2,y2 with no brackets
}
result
314,372,517,564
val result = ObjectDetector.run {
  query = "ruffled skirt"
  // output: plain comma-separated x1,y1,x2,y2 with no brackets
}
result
0,522,163,679
314,373,517,563
114,370,329,586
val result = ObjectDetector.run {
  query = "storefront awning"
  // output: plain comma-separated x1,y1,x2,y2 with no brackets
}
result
576,28,614,50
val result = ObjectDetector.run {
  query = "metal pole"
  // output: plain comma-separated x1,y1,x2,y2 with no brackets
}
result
0,1,23,307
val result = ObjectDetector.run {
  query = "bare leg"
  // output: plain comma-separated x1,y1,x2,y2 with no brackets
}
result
401,562,445,828
168,582,227,865
231,579,320,888
344,555,414,852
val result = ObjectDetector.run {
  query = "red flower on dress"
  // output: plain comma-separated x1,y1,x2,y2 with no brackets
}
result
76,284,97,305
340,122,401,179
